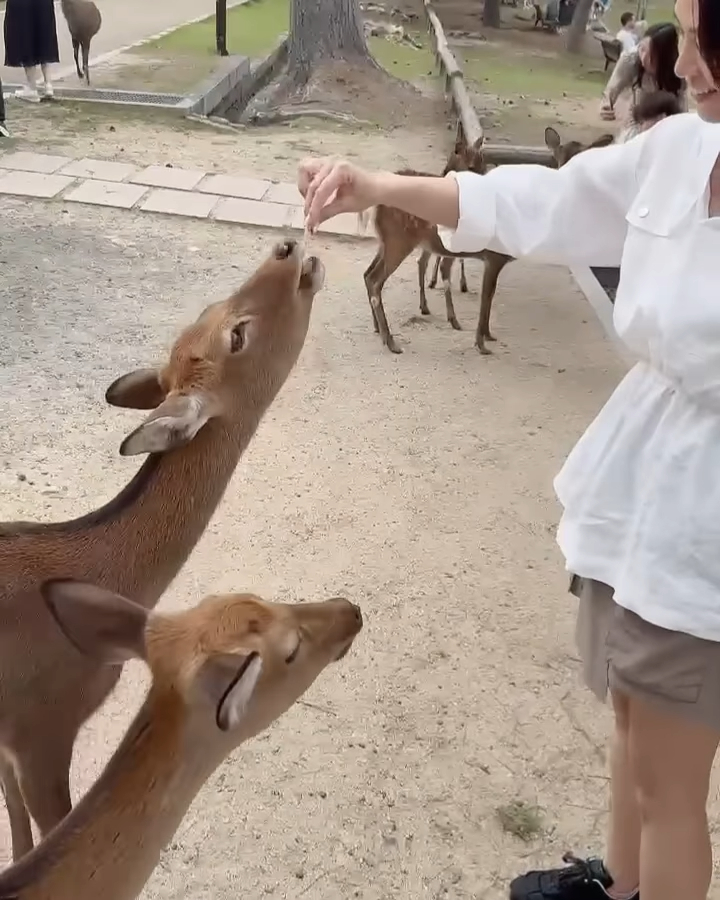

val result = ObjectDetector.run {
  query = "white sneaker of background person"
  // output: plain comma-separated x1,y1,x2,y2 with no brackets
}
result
15,64,54,102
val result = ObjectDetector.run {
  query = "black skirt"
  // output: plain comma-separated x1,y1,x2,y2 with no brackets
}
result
4,0,60,69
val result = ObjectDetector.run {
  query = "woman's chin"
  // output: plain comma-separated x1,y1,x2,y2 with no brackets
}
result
694,91,720,123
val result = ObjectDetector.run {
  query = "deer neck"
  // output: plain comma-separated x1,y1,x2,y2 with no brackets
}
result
82,412,260,605
13,690,223,900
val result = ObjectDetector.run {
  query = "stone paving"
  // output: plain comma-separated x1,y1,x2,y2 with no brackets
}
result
0,150,373,240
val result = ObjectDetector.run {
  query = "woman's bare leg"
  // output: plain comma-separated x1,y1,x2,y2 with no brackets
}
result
628,696,719,900
604,690,641,896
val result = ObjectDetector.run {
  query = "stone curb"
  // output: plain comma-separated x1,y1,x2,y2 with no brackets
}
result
0,149,373,241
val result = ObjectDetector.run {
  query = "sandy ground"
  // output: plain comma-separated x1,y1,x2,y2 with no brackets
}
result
2,101,456,181
3,102,720,897
0,194,644,899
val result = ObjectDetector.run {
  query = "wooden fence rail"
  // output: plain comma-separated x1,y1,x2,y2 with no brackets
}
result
423,0,555,167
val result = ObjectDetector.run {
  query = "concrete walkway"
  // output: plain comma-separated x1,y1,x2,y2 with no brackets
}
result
0,149,372,238
1,0,241,90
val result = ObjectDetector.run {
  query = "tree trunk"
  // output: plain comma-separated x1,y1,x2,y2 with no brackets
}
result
565,0,594,53
287,0,373,80
227,0,411,124
482,0,502,28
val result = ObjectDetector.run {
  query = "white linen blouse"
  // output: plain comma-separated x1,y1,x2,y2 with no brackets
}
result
438,113,720,641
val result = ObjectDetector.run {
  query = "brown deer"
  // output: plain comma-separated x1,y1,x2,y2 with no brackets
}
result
0,578,363,900
0,238,325,862
363,129,614,355
60,0,102,85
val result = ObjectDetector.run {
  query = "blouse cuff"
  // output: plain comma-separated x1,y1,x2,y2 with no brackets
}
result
436,170,497,255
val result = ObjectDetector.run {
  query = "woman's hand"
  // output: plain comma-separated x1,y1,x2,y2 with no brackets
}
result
298,157,381,232
600,100,616,121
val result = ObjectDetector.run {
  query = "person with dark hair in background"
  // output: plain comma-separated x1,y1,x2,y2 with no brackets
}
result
297,0,720,897
600,21,686,125
0,76,9,137
616,10,639,53
3,0,59,102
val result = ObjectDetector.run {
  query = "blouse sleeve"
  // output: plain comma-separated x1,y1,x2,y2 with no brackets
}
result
602,50,639,107
437,129,651,268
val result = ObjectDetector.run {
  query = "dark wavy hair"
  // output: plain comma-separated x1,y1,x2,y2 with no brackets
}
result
698,0,720,78
636,22,683,97
631,89,683,124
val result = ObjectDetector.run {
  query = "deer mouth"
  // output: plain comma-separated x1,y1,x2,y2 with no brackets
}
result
273,239,300,261
300,255,325,293
334,639,355,662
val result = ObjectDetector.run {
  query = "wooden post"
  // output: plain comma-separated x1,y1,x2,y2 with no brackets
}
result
216,0,229,56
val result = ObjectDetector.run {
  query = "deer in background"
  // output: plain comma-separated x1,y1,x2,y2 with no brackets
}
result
363,129,615,355
0,578,362,900
0,239,325,861
60,0,102,85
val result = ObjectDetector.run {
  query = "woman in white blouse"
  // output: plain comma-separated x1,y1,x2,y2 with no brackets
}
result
299,1,720,898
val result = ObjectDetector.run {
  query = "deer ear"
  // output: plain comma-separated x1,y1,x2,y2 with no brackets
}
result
119,392,217,457
41,579,148,664
106,368,166,410
196,652,264,731
544,126,561,151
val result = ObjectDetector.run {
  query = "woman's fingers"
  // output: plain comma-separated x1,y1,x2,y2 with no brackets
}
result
297,156,329,200
305,161,352,231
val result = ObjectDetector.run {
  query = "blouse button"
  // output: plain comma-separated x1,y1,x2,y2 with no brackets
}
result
637,206,649,218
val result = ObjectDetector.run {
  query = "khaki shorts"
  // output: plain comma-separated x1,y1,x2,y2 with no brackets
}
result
573,575,720,730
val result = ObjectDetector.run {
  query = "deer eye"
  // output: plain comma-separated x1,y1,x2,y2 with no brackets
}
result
285,638,301,664
230,322,247,353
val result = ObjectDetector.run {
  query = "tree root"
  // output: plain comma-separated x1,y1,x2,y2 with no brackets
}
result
243,103,373,127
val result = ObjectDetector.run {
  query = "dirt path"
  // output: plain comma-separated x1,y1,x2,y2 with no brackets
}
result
0,194,657,899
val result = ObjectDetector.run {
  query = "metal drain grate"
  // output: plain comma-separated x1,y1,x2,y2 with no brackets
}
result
3,85,184,106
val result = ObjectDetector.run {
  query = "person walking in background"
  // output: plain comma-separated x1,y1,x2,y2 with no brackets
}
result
600,21,686,125
0,76,9,137
297,0,720,897
616,11,639,54
3,0,59,102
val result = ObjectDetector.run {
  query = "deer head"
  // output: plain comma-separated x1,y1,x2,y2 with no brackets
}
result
544,126,615,168
40,580,363,744
449,134,487,175
104,239,325,457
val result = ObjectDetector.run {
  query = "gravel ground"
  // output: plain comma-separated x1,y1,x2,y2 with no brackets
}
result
4,198,717,899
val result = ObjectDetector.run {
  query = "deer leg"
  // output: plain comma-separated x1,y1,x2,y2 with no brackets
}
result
428,255,441,289
72,38,82,80
364,237,417,354
476,254,512,354
363,250,382,333
82,42,91,85
459,259,469,293
418,249,432,316
440,257,462,330
0,756,34,861
16,744,72,839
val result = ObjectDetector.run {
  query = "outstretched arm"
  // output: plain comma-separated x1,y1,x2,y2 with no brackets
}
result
300,127,650,269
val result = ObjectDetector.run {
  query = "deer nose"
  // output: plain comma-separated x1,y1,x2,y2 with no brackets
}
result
351,603,363,628
274,239,298,260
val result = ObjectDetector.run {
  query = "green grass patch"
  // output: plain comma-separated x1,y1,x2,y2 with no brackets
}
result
604,0,675,30
369,35,438,80
496,800,545,843
464,43,606,100
139,0,289,59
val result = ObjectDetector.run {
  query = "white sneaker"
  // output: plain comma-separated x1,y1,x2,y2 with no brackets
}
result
14,86,40,103
0,122,10,138
40,82,54,99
